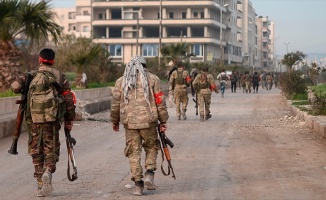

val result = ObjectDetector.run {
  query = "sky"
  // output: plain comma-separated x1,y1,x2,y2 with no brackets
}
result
48,0,326,58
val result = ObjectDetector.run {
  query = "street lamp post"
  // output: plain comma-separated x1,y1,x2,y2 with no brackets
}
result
283,42,290,54
218,4,228,66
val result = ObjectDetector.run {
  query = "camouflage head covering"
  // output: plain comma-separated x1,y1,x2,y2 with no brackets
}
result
122,55,150,107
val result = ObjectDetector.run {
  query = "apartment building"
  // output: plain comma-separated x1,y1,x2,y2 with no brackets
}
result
239,0,257,71
256,16,273,69
53,8,76,36
90,0,246,64
54,0,274,68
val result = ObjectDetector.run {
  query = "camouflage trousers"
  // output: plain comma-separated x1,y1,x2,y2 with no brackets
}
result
28,121,61,181
124,126,159,181
198,93,212,116
245,81,252,92
174,89,188,117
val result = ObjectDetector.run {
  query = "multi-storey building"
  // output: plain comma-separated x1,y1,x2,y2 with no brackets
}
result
75,0,92,38
256,16,273,70
223,0,244,65
239,0,257,71
90,0,244,64
53,0,274,68
52,8,76,35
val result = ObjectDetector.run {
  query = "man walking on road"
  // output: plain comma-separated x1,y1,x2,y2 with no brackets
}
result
192,67,219,121
110,55,169,196
10,48,76,197
169,62,191,120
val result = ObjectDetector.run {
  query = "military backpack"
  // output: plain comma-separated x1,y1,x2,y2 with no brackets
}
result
26,71,66,123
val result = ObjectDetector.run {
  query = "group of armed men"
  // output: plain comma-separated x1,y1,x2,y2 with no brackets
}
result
167,62,279,122
9,50,280,197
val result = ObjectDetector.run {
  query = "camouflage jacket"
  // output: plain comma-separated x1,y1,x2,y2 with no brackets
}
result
110,71,169,129
168,67,190,90
10,64,76,121
192,72,218,94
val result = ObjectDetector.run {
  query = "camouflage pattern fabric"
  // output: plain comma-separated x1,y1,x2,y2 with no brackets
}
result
174,89,188,117
169,68,189,117
11,63,75,183
124,127,160,181
192,73,216,115
28,122,61,180
110,66,168,183
110,69,168,129
197,93,211,116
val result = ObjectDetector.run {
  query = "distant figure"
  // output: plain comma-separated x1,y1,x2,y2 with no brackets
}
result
192,67,219,121
169,62,191,120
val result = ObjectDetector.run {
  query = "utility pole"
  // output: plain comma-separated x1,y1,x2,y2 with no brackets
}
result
158,0,162,72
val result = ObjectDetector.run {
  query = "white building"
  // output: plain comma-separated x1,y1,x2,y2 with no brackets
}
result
52,0,274,67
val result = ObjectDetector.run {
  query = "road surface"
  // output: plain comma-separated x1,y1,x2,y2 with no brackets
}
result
1,87,326,200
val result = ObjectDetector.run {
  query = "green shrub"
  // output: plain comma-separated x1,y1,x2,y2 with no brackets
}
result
65,72,77,82
291,92,308,101
0,90,19,98
310,83,326,115
279,71,307,99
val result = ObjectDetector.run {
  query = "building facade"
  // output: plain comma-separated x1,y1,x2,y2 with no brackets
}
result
54,0,274,68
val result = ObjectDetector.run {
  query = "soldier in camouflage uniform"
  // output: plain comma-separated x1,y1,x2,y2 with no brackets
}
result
110,55,169,196
242,71,253,93
192,67,219,121
168,62,191,120
11,49,76,197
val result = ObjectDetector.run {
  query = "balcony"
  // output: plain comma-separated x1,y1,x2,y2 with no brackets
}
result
76,15,91,23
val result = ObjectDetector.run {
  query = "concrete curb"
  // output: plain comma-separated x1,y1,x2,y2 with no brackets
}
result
0,87,113,140
287,100,326,138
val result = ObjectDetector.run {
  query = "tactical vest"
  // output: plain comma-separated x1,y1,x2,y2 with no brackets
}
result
175,70,185,85
26,71,66,123
196,73,210,91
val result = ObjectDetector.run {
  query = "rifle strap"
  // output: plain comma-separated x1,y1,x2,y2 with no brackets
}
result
159,141,171,176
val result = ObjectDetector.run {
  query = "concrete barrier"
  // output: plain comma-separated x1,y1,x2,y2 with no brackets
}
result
0,87,113,140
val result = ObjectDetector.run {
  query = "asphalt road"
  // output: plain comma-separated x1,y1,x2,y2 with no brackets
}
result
1,86,326,200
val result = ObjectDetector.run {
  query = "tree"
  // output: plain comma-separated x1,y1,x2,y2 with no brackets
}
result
280,51,306,72
161,42,194,65
56,35,115,87
0,0,62,91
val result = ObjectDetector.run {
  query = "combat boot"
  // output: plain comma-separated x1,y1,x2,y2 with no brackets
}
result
133,181,144,196
144,170,156,190
36,181,43,197
200,115,204,122
181,109,187,120
205,114,212,120
41,169,52,197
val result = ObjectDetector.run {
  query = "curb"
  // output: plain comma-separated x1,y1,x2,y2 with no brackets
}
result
287,100,326,138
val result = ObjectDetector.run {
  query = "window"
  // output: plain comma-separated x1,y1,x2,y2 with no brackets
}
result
99,13,103,20
169,12,174,19
142,44,158,57
194,12,198,18
263,31,268,37
200,12,204,18
83,26,89,32
182,12,186,19
109,44,122,56
192,44,202,56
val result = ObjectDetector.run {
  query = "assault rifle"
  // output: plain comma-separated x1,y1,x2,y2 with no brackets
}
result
193,94,198,116
8,72,33,155
65,128,78,181
157,123,176,180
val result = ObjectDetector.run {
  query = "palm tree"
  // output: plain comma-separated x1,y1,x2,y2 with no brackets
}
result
0,0,62,90
57,37,104,88
161,42,194,65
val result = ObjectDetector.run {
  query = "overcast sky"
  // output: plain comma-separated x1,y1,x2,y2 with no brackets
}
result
49,0,326,57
